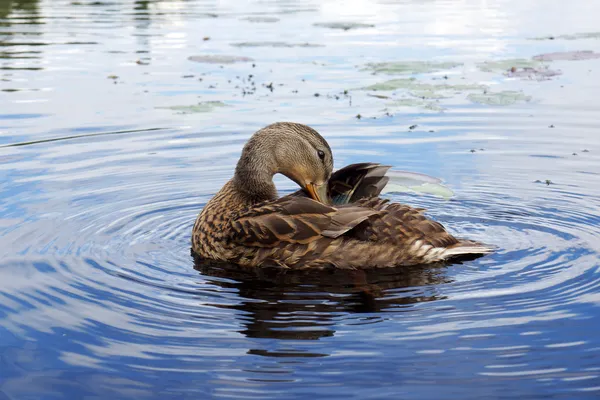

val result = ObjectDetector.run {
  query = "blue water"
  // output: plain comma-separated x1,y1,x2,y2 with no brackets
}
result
2,0,600,398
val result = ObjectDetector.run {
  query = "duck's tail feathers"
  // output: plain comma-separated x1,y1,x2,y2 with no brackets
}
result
440,240,495,261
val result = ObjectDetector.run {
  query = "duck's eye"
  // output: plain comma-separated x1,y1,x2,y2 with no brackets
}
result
317,150,325,161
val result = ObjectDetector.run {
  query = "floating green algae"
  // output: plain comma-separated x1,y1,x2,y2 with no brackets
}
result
362,78,485,92
157,101,229,114
313,22,374,30
362,78,487,110
477,58,542,73
467,91,531,106
363,61,462,75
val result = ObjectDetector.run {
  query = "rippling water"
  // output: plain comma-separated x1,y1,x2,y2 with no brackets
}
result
2,0,600,398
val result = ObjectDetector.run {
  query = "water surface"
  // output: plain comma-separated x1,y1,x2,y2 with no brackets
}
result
2,0,600,398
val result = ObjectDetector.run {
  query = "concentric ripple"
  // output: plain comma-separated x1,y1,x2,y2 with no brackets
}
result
2,119,600,398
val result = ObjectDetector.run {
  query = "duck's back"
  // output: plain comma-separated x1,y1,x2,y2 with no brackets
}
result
331,196,488,267
289,163,492,268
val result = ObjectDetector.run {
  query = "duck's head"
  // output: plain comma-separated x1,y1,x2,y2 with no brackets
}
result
233,122,333,204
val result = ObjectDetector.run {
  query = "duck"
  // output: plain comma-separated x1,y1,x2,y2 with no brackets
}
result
192,122,492,269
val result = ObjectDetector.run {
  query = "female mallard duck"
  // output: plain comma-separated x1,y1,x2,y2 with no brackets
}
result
192,122,491,269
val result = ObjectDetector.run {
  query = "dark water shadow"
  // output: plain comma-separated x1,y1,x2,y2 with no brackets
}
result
194,255,455,341
0,0,39,22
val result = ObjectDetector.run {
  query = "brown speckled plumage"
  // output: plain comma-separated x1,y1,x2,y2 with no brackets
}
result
192,122,492,269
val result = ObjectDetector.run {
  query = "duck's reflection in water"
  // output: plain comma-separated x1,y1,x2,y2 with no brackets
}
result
194,256,453,342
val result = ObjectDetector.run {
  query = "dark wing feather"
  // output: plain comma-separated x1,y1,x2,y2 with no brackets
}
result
329,163,391,204
230,196,379,247
285,163,391,205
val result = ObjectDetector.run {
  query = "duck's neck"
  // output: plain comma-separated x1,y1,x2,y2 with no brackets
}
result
231,152,278,205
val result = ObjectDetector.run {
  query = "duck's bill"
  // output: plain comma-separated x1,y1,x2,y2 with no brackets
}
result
306,183,329,205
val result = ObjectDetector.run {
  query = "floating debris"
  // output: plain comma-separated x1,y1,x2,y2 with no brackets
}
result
582,149,590,152
203,36,210,41
313,22,375,30
188,55,254,64
409,124,418,130
107,75,118,79
363,61,462,75
157,101,229,114
467,91,531,106
356,114,362,119
533,51,600,61
549,124,555,128
231,41,323,48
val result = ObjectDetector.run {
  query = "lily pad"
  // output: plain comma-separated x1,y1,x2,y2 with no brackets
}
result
231,41,323,48
363,61,462,75
533,51,600,61
188,55,254,64
157,101,229,114
477,58,542,73
362,78,485,92
467,91,531,106
313,22,374,30
240,16,280,23
382,171,454,199
530,32,600,41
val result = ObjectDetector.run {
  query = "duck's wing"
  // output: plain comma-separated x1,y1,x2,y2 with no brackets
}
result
328,163,391,205
350,197,457,247
229,196,380,248
286,163,391,205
